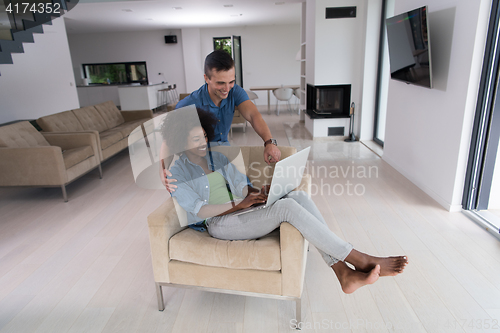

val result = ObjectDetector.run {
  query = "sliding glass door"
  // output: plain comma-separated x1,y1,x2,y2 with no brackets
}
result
463,0,500,236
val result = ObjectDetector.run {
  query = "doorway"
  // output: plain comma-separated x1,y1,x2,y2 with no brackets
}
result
213,36,243,88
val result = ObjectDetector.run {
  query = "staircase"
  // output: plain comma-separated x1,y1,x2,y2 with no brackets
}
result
0,0,79,66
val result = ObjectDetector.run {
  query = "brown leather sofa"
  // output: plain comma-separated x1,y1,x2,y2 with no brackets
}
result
147,146,311,322
0,121,102,201
37,101,153,163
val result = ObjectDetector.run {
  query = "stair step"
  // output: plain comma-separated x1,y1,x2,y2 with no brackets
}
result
12,30,35,43
0,51,13,64
0,39,24,54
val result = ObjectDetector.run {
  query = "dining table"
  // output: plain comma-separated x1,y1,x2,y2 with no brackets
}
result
250,85,299,114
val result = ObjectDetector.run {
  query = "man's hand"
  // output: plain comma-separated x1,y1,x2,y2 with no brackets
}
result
264,144,281,165
160,166,177,193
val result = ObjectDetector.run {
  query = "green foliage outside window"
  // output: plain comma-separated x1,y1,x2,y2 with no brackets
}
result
213,38,232,56
83,62,148,85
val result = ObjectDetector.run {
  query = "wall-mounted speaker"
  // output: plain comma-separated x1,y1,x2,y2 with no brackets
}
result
325,7,356,19
165,35,177,44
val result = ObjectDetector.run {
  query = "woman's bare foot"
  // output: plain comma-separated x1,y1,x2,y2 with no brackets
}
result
345,249,408,277
332,261,380,294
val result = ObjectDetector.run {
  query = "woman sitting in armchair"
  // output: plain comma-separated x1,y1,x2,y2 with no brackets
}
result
161,107,407,294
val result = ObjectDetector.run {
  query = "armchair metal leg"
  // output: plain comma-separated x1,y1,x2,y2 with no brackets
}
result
295,298,302,329
156,283,165,311
98,164,103,179
61,185,68,202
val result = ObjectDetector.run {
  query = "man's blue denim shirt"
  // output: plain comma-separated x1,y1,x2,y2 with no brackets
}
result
175,83,249,143
168,149,252,231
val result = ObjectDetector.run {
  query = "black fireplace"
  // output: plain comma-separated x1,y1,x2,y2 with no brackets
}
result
306,84,351,118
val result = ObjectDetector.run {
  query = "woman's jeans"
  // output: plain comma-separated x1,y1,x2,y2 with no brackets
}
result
207,191,353,266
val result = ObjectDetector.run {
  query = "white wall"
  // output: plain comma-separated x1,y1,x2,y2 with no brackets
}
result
196,24,301,105
382,0,492,211
0,17,79,124
67,29,186,93
306,0,368,137
181,28,205,94
359,0,383,140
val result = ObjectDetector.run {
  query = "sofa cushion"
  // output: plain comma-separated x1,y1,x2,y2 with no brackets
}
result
72,106,109,133
113,119,148,138
169,228,281,271
99,129,124,150
94,101,125,129
62,146,94,169
0,121,50,148
37,111,85,132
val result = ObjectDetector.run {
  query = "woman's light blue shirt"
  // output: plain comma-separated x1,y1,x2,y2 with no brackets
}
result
168,150,252,229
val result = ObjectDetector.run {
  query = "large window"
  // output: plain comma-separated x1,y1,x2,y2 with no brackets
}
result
83,62,148,85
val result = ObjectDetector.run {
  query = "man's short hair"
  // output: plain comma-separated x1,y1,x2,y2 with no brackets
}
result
204,50,234,78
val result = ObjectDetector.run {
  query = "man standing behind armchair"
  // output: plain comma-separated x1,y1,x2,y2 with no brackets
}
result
160,50,281,192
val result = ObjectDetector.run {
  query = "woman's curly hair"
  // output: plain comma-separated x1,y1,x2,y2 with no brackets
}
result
160,107,218,154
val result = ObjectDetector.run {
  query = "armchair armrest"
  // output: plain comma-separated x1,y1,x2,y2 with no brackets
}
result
147,197,187,283
42,132,101,163
280,222,308,297
0,146,67,186
281,172,310,297
121,110,153,122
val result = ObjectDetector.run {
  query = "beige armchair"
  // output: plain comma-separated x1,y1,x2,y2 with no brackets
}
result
147,146,310,322
0,121,102,201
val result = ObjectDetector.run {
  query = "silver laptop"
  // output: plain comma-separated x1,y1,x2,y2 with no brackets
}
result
230,146,311,216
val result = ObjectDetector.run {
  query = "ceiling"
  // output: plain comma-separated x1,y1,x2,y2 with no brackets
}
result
63,0,303,34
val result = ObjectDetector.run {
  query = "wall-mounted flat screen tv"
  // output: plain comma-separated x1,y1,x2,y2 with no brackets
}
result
386,6,432,88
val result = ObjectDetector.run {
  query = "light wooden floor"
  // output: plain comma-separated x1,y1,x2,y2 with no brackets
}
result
1,110,500,332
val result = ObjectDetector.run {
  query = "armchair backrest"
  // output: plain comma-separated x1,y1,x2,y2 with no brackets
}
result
0,121,50,148
204,145,297,188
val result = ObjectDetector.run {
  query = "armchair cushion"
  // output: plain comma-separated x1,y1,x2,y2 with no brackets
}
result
169,228,281,271
0,121,50,148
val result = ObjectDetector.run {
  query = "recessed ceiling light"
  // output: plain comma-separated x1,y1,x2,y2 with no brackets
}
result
122,9,133,12
230,14,242,17
146,18,153,21
224,4,233,7
172,7,182,10
275,2,285,4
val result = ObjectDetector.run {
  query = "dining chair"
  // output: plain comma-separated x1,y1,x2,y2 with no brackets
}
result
273,87,293,115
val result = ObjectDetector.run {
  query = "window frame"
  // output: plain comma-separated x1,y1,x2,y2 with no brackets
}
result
82,61,149,85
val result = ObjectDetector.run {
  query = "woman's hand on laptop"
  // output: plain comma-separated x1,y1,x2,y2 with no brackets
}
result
238,192,267,209
261,185,271,196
